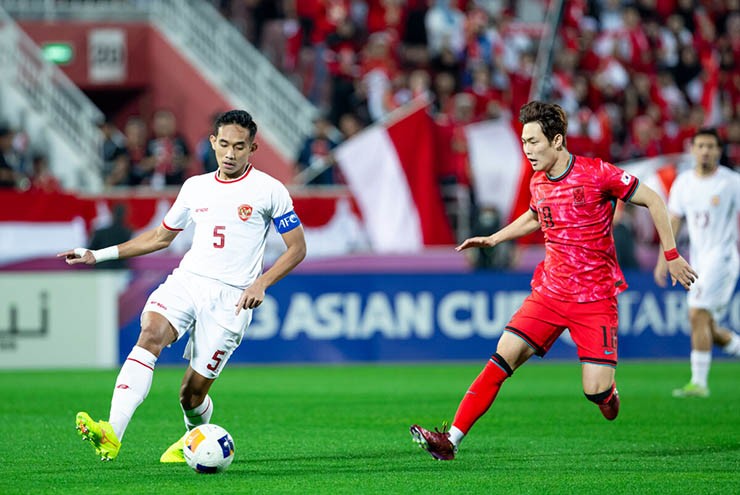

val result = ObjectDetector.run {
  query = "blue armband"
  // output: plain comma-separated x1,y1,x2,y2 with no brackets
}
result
273,210,301,233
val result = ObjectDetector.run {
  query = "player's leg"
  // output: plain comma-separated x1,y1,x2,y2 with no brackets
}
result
180,366,216,427
450,331,534,439
76,311,177,460
410,333,533,461
710,261,740,356
410,292,563,460
712,323,740,356
582,364,619,420
569,297,620,419
160,366,216,463
673,307,712,397
161,289,249,463
76,272,195,461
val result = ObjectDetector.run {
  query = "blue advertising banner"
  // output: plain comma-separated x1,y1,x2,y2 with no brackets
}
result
119,271,740,364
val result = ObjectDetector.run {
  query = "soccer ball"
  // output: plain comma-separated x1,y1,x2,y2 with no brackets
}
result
183,424,235,474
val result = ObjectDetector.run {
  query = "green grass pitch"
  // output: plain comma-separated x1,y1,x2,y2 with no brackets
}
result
1,361,738,494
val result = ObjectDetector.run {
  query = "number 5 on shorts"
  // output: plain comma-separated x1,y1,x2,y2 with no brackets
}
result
207,350,226,372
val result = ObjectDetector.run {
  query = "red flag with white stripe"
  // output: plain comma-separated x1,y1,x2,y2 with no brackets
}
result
336,101,454,252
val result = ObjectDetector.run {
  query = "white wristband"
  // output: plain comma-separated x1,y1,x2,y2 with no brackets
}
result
91,246,119,263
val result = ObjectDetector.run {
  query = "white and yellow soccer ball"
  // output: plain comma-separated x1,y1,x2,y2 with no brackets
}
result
183,424,235,473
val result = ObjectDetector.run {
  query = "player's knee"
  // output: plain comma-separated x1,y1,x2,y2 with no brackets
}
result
689,308,711,329
137,314,177,354
584,383,614,403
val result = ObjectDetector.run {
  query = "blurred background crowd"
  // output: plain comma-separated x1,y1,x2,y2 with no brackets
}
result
1,0,737,194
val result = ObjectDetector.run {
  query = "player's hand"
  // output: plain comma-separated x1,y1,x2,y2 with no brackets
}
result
455,236,496,251
667,256,698,290
56,248,96,265
653,257,668,288
235,282,266,315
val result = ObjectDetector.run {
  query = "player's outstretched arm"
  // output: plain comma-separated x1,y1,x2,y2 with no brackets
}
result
456,209,540,251
630,183,697,290
57,225,179,265
235,225,306,314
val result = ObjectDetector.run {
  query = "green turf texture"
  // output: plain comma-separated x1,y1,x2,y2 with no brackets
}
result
1,361,738,494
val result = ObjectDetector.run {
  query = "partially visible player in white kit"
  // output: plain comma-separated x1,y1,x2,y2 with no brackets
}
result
654,128,740,398
58,110,306,461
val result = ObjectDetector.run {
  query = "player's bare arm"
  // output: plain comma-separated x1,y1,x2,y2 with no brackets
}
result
629,182,697,289
653,215,682,287
456,209,540,251
57,225,179,265
235,225,307,314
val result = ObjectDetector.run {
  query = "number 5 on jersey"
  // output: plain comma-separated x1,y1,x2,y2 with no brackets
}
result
213,225,226,248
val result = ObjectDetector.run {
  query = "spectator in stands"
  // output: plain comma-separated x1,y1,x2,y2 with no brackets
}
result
88,203,132,270
425,0,465,59
0,126,19,188
613,203,640,270
326,17,362,125
100,120,129,188
723,119,740,169
362,31,398,122
338,111,363,137
197,112,222,174
145,110,191,188
470,206,514,270
124,116,151,186
296,116,339,185
28,153,62,193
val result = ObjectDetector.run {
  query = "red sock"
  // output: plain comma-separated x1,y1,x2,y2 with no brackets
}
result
452,354,512,434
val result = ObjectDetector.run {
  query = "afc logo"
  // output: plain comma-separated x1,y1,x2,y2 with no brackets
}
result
238,204,253,222
278,213,299,230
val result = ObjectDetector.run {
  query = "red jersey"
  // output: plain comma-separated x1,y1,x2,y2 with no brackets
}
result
528,154,639,302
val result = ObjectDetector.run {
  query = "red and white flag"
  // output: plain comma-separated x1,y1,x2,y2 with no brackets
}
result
335,101,454,252
465,117,532,223
700,52,721,127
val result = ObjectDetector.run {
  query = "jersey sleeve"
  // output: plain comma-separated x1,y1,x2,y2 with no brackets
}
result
598,160,640,202
270,181,301,234
162,180,193,231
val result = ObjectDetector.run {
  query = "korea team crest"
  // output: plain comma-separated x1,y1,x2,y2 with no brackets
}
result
238,204,253,222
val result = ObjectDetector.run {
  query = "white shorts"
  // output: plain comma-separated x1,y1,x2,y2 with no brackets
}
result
688,259,739,321
143,268,252,379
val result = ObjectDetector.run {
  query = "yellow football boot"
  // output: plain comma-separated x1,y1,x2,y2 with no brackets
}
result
160,431,189,463
75,411,121,461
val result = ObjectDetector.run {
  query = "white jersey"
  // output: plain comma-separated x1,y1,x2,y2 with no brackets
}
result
668,166,740,269
162,166,296,289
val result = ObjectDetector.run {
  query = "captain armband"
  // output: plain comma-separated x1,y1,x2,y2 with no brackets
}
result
273,210,302,234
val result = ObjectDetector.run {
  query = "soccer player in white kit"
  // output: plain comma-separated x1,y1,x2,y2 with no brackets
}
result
654,128,740,398
58,110,306,461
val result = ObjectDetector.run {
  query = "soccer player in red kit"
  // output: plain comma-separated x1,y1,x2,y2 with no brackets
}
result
410,101,698,461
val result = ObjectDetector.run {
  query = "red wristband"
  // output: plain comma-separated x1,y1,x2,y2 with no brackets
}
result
664,248,679,261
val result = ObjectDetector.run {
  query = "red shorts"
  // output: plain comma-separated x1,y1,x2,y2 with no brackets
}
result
505,290,619,367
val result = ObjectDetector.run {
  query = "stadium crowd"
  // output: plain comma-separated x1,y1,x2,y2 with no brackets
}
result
214,0,739,182
1,1,737,198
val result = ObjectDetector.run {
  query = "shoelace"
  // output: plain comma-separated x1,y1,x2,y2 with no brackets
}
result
434,421,450,436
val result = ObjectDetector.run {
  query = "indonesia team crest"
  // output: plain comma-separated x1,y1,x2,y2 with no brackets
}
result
238,204,253,222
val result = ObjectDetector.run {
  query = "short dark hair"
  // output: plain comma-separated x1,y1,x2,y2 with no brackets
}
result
213,110,258,141
518,101,568,146
692,127,721,147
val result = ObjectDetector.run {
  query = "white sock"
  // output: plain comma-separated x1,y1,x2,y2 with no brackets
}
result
722,333,740,356
108,346,157,440
448,425,465,448
183,395,214,430
690,350,711,389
